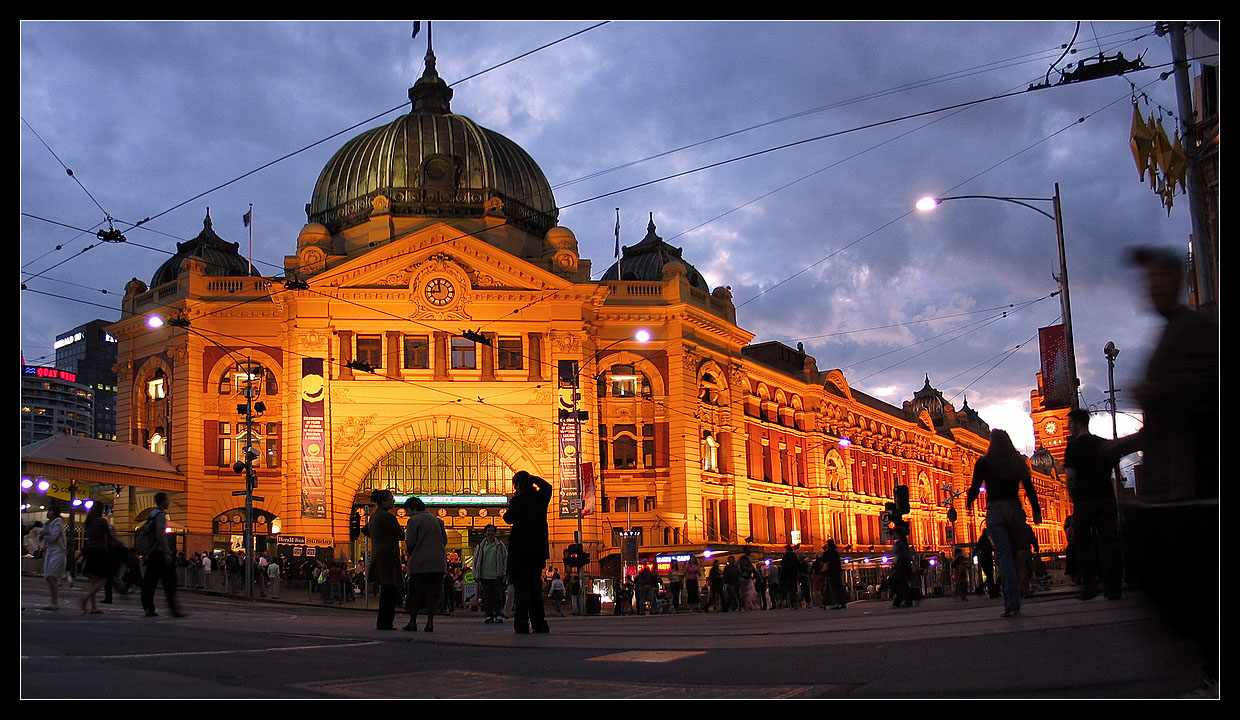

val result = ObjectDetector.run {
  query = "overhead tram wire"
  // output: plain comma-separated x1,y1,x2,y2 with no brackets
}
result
25,32,1165,405
124,23,610,231
659,42,1126,249
846,294,1053,382
779,295,1052,344
22,23,605,284
733,74,1168,314
24,29,1158,307
947,329,1042,405
555,25,1154,193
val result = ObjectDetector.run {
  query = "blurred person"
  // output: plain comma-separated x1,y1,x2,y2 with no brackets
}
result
38,508,67,610
80,503,112,613
139,492,184,617
1111,246,1219,695
1063,408,1122,601
974,529,998,598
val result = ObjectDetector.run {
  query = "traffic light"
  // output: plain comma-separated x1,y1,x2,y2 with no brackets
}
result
349,508,362,540
894,484,910,515
564,543,588,568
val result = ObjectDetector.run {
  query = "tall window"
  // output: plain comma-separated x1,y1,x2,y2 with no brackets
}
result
403,335,430,369
702,432,719,472
497,337,523,370
451,338,476,369
356,336,383,369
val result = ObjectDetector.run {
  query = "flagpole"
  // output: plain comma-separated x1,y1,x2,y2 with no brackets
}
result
614,208,621,282
245,204,254,275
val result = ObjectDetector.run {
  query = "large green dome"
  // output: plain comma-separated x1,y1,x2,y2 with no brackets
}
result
306,48,558,238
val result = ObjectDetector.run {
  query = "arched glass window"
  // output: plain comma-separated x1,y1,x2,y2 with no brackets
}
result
360,439,513,497
702,432,719,473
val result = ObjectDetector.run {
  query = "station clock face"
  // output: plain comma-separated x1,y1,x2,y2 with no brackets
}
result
424,277,456,307
1042,419,1058,437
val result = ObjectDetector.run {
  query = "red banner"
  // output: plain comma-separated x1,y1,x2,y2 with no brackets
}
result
1038,324,1071,409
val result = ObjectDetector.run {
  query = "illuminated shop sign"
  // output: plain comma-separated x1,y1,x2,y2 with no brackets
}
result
401,494,509,507
23,365,78,383
53,332,84,349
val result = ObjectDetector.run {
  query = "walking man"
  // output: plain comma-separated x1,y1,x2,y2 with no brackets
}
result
140,492,184,617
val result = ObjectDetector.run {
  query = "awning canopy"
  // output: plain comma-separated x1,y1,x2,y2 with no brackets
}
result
21,435,185,493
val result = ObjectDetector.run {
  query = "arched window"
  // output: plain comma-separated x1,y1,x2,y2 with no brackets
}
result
702,432,720,473
360,439,513,497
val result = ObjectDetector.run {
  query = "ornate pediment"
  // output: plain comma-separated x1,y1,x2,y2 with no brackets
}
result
320,224,572,295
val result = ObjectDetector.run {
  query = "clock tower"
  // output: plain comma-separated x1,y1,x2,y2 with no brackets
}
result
1030,371,1071,465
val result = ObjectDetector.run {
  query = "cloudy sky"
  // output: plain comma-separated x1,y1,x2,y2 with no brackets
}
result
20,21,1196,456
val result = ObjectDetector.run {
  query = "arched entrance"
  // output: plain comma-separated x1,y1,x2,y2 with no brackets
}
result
355,437,519,604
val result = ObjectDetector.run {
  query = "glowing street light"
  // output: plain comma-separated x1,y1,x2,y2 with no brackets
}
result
916,184,1079,410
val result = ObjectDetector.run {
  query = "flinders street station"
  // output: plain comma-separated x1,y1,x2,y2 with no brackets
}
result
100,45,1070,585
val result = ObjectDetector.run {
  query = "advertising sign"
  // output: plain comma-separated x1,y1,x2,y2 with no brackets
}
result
301,358,327,518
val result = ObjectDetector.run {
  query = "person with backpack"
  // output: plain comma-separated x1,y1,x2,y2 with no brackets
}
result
139,492,184,617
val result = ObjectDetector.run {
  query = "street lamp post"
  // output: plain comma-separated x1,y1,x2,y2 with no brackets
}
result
916,184,1079,410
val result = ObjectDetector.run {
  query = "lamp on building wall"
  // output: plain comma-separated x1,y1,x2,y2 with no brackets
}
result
560,329,651,602
916,185,1079,410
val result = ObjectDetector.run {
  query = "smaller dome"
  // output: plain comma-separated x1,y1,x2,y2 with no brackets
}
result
600,215,709,292
151,211,260,287
297,222,332,250
905,375,948,422
544,226,577,251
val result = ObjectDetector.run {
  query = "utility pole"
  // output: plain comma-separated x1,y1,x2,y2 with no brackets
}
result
1161,21,1218,319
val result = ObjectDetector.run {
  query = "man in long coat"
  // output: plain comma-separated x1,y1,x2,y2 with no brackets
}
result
363,489,403,630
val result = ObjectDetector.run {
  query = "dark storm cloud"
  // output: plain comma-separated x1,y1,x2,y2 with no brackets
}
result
21,20,1195,450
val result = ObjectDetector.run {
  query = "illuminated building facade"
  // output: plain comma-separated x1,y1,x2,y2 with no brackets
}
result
21,364,93,446
107,47,1067,569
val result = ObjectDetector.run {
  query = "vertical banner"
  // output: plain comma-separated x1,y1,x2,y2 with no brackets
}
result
1038,324,1070,409
581,461,595,517
301,358,327,518
557,359,581,519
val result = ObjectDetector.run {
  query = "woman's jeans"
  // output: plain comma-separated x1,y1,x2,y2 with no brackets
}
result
986,499,1026,612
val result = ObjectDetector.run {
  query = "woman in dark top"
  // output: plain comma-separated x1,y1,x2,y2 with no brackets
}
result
967,429,1042,617
503,471,551,634
80,503,111,613
363,489,404,630
825,539,848,609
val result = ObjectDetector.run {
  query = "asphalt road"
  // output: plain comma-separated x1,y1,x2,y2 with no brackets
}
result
20,577,1207,699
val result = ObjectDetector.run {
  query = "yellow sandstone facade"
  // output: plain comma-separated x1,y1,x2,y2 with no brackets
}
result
107,48,1067,573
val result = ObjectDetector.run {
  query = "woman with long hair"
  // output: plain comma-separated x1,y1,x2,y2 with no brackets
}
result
80,503,112,613
967,429,1042,617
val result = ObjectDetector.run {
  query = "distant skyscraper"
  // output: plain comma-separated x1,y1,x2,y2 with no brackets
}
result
21,364,93,445
54,319,119,441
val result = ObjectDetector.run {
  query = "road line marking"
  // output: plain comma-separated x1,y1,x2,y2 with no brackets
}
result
67,641,382,660
587,650,707,663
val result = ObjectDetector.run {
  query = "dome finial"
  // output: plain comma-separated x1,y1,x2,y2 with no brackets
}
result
409,21,452,114
204,207,213,231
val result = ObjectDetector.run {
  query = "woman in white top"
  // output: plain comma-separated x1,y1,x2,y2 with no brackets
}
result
39,507,68,610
